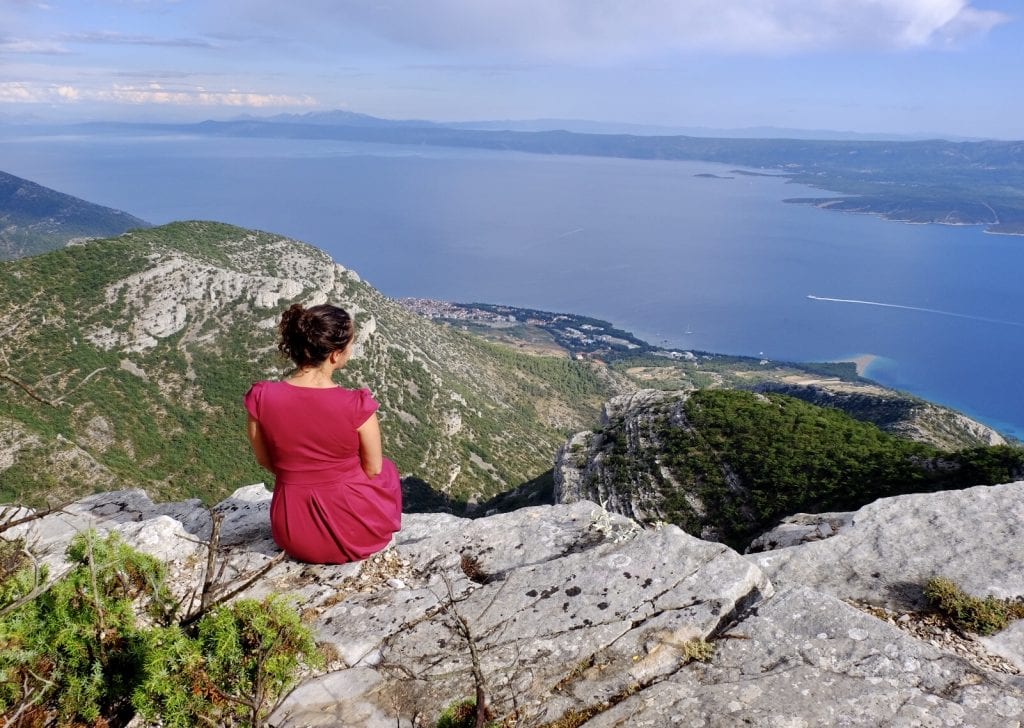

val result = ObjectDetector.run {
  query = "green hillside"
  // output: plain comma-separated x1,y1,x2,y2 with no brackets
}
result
0,221,619,506
564,389,1024,549
0,170,150,260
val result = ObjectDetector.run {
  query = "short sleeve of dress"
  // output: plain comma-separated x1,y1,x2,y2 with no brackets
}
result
353,388,380,428
244,381,264,420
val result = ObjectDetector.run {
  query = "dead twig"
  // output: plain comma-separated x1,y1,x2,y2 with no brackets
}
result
0,501,75,536
199,512,225,614
0,549,69,620
0,372,61,408
52,367,108,405
181,551,287,627
440,572,490,728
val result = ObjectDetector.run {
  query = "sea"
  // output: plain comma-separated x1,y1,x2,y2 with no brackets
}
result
2,130,1022,439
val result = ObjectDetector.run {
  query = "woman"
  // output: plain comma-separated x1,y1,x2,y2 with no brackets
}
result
244,303,402,563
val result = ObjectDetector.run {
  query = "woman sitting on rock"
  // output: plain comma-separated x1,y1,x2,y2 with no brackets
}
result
244,303,402,564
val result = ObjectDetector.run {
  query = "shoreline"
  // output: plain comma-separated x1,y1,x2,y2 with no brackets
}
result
848,354,878,377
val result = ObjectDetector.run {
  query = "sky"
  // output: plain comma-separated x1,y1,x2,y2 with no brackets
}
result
1,0,1021,138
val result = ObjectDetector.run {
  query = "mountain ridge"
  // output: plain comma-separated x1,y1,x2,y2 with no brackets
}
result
555,388,1024,550
0,169,150,260
0,220,621,507
2,218,1015,521
233,109,986,141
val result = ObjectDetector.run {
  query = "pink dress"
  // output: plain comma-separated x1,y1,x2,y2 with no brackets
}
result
244,381,402,564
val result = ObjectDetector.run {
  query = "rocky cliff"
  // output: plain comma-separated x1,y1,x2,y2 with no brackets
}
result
614,357,1007,452
553,389,1023,549
8,480,1024,726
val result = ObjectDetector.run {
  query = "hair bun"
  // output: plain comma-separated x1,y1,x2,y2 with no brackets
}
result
277,303,354,369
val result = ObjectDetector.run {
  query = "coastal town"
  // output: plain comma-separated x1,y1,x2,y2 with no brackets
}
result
398,297,689,359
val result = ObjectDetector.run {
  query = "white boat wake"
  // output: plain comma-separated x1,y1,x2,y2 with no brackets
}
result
554,227,585,239
807,295,1024,328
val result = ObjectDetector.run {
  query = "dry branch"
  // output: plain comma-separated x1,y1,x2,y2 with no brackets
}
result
0,372,61,408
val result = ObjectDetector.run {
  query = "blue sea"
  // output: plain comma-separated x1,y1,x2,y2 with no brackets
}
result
2,131,1022,439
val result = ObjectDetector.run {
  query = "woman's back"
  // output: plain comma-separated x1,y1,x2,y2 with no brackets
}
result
245,381,375,483
244,302,402,564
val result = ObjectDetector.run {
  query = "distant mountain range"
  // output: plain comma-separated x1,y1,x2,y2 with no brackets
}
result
48,111,1024,235
0,170,150,260
238,110,979,141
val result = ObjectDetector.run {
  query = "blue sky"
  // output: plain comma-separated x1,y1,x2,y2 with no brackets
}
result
1,0,1021,138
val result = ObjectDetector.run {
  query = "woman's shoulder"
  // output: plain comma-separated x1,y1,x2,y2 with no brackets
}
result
244,380,277,418
246,379,281,396
337,385,375,400
341,387,379,425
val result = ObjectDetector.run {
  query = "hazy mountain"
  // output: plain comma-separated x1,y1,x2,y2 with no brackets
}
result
232,109,978,141
235,109,443,128
0,170,150,260
445,118,966,141
63,116,1023,234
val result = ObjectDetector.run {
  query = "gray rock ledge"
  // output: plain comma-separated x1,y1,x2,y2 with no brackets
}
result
5,480,1024,726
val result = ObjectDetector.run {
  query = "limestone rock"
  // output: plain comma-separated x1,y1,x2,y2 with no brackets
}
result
749,481,1024,609
274,501,770,727
585,586,1024,727
8,481,1024,727
85,254,307,353
554,389,692,524
0,418,41,472
745,510,855,553
986,622,1024,673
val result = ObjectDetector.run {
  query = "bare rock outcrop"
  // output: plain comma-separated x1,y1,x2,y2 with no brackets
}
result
554,390,692,524
7,480,1024,726
749,481,1024,610
745,510,856,552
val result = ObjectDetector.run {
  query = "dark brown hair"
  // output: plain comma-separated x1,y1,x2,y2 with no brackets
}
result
277,303,354,368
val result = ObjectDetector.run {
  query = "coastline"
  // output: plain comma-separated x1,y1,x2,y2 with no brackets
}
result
849,354,878,377
827,354,878,377
417,297,1021,439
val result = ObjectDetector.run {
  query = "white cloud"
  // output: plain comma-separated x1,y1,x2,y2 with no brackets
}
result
102,83,316,107
0,82,43,102
239,0,1010,57
63,30,216,49
0,37,68,54
0,80,317,108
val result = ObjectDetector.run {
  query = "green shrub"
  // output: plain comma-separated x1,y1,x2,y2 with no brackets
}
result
132,625,213,727
0,530,174,724
133,595,323,728
436,698,478,728
924,576,1024,636
0,532,321,727
194,595,323,726
681,638,715,663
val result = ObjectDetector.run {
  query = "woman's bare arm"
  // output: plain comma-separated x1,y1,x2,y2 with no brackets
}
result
356,412,383,478
246,415,275,473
